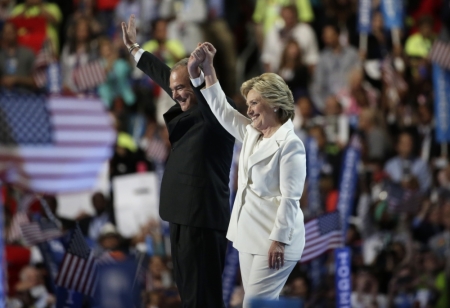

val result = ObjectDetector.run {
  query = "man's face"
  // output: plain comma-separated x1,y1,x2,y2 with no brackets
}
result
322,26,339,48
281,8,297,29
397,134,413,158
169,68,196,112
2,23,16,45
154,20,167,42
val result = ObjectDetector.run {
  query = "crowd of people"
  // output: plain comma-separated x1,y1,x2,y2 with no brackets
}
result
1,0,450,307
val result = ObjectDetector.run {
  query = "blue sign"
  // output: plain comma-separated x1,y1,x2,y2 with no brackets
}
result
307,137,321,216
381,0,403,29
358,0,372,33
222,242,239,307
250,298,303,308
335,247,351,308
337,136,361,241
56,287,83,308
0,184,5,308
47,62,62,94
432,64,450,142
95,260,141,308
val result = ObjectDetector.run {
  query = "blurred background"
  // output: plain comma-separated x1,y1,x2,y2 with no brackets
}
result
1,0,450,307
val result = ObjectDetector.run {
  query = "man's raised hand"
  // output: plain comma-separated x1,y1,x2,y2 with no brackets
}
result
121,15,137,48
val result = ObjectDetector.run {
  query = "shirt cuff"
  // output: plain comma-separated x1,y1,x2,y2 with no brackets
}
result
190,71,205,87
134,49,145,63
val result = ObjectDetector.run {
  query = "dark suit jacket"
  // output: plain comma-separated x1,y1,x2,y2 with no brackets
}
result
137,52,235,231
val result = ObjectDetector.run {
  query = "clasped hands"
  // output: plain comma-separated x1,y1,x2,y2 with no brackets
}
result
187,42,216,79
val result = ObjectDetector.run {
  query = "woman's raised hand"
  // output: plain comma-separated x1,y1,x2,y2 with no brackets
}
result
201,42,217,68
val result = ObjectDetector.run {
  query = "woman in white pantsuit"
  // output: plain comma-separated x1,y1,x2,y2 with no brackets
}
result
188,43,307,307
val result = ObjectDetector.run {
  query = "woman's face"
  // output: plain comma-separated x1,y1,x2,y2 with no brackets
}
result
285,42,301,60
246,89,280,131
76,20,90,42
100,41,112,58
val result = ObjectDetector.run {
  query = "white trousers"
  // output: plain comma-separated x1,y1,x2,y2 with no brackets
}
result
239,252,297,308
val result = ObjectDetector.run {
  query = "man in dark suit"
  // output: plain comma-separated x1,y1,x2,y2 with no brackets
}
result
122,15,235,307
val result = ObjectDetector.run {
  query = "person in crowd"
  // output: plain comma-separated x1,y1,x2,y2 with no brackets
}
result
76,192,112,243
97,36,135,108
307,124,342,190
14,265,55,308
0,0,15,27
189,42,306,307
322,0,358,48
142,18,186,69
293,96,315,143
201,0,238,96
10,0,62,53
351,267,387,308
65,0,103,40
277,38,310,96
357,108,392,163
310,22,360,112
114,0,158,43
384,131,432,194
252,0,314,50
60,16,99,94
159,0,206,54
0,22,35,91
317,95,349,149
123,15,235,307
261,5,318,73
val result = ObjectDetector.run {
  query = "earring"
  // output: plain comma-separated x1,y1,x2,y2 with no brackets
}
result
274,109,278,112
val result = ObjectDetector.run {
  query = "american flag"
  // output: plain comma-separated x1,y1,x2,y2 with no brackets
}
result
429,40,450,71
0,91,115,193
33,40,56,89
381,56,408,94
55,227,97,297
300,211,343,263
20,218,63,246
140,137,168,163
73,60,107,92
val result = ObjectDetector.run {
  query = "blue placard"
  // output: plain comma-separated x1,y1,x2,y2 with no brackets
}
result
0,184,5,308
306,137,321,216
250,298,303,308
432,64,450,142
222,242,239,307
336,136,361,241
335,247,351,308
56,287,83,308
94,260,141,308
381,0,403,29
358,0,372,33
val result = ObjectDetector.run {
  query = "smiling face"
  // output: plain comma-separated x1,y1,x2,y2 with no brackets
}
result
169,68,196,112
246,89,279,131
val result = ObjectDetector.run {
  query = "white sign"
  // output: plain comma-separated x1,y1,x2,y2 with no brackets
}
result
113,172,160,237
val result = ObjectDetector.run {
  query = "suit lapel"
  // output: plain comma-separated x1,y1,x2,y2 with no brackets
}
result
247,120,294,170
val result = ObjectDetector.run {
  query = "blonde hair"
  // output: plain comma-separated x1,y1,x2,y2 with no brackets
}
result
240,73,295,123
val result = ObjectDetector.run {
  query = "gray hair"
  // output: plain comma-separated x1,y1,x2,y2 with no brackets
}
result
241,73,295,123
171,58,189,72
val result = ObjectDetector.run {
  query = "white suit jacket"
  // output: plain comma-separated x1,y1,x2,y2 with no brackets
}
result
201,82,306,260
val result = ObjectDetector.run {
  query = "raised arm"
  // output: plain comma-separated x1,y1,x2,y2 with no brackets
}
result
189,43,250,142
122,15,172,96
